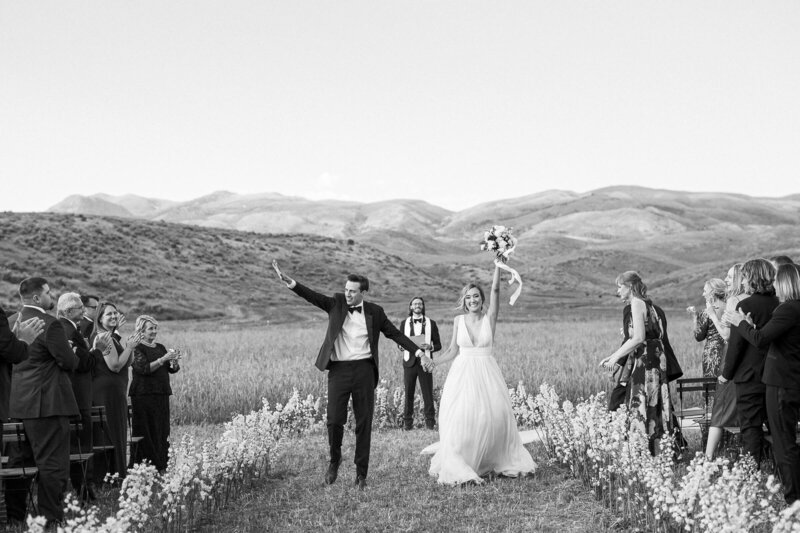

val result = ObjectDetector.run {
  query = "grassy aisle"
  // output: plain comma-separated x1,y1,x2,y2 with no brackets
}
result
194,429,615,533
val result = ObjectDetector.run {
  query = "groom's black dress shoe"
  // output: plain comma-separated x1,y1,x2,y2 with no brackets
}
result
325,459,342,485
355,476,367,491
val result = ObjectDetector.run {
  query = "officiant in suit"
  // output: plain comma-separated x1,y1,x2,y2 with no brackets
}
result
274,261,424,490
5,277,80,525
398,297,441,430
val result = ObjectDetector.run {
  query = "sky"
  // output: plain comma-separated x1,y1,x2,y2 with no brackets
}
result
1,1,799,213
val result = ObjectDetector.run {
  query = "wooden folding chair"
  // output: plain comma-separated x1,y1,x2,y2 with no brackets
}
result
68,419,94,492
1,422,39,518
126,404,143,467
675,377,717,441
90,406,117,484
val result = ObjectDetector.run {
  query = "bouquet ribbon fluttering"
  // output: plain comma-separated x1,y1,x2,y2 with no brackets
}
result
495,257,522,306
481,225,522,305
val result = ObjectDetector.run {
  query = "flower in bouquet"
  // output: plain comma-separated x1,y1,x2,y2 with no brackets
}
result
480,225,518,263
479,224,522,305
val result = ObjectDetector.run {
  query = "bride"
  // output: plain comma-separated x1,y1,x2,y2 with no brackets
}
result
423,261,536,485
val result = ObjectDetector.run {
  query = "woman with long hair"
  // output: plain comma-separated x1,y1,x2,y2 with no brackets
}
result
704,263,747,459
725,263,800,504
600,271,669,454
91,302,141,480
424,262,536,485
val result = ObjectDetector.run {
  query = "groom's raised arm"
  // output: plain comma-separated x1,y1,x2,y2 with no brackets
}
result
290,282,337,313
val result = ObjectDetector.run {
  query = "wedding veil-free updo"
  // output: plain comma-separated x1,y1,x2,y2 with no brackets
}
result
615,271,648,301
456,283,485,312
704,278,727,301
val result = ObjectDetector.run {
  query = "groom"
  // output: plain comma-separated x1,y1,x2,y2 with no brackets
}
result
274,262,424,490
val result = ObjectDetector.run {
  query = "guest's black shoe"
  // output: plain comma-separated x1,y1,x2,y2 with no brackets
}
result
425,421,436,430
355,476,367,491
325,459,342,485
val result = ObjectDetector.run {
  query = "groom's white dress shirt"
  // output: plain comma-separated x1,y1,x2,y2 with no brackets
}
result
333,310,371,362
285,279,371,362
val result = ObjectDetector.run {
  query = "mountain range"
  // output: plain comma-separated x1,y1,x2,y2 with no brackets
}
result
0,186,796,321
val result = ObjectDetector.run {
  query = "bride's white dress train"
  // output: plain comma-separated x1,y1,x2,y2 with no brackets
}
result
427,314,536,485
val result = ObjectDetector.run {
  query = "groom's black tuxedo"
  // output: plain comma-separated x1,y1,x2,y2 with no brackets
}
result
290,281,421,480
292,282,421,383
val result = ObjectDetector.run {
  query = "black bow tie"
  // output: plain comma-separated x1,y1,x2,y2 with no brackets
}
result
348,306,362,314
413,318,423,323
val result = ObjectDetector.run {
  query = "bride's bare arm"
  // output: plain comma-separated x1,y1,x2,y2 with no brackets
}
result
430,317,460,366
487,262,501,336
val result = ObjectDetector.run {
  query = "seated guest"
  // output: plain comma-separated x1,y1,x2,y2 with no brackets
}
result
5,277,79,526
91,302,140,482
57,292,108,502
129,315,181,472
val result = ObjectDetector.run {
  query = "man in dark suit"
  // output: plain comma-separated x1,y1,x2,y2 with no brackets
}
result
274,261,423,490
1,307,44,421
398,297,441,430
721,258,779,464
58,292,106,502
5,277,80,525
78,294,100,340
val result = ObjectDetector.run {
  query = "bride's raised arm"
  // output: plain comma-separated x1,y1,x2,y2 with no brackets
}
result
487,261,502,336
430,316,461,367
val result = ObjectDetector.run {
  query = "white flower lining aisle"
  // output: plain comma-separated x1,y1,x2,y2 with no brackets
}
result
23,383,800,532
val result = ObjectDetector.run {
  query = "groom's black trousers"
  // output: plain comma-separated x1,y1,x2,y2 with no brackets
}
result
327,360,376,479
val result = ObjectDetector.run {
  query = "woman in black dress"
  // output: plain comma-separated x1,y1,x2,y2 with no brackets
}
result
129,315,181,472
91,302,141,480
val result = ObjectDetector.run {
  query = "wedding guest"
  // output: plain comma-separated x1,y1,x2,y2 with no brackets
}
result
705,263,747,459
769,255,794,270
687,278,727,377
398,297,441,430
129,315,181,472
57,292,107,502
1,308,44,421
273,261,422,490
601,272,670,455
425,262,536,484
5,278,79,526
91,302,141,481
720,258,779,464
725,263,800,503
79,294,100,340
609,297,683,411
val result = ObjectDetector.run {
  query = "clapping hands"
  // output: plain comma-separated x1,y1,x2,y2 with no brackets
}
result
13,317,45,345
722,309,753,327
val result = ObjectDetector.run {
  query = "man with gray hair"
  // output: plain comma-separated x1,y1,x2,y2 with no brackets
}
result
57,292,108,502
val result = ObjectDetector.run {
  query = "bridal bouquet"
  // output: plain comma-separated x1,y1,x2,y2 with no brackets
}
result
480,225,517,262
480,225,522,305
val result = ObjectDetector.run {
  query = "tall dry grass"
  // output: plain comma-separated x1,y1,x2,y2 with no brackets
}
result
160,309,704,425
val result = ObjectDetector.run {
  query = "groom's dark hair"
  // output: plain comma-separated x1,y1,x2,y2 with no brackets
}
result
347,274,369,292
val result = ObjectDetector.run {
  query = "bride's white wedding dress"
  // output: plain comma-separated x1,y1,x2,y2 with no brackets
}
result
427,314,536,485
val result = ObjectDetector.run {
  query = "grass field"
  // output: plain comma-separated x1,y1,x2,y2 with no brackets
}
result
159,308,704,425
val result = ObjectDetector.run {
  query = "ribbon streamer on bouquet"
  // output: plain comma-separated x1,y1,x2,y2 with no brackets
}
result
495,248,522,306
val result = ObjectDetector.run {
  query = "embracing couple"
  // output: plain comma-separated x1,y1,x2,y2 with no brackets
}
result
273,259,535,489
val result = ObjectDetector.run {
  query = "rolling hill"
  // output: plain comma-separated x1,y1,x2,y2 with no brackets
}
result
28,186,800,320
